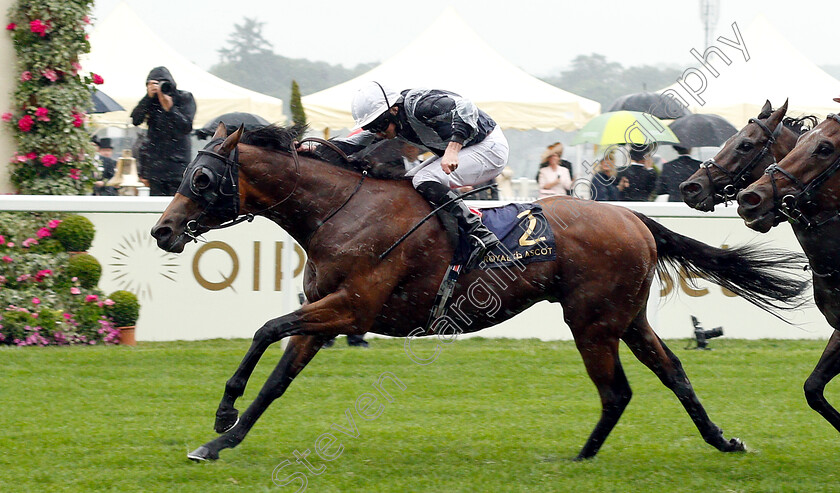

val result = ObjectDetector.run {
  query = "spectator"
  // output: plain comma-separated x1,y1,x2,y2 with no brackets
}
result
92,137,117,196
656,146,702,202
535,142,574,182
130,66,196,196
590,153,621,201
616,143,658,201
538,144,573,197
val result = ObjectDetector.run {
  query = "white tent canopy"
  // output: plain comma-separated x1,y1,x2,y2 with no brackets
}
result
658,15,840,127
82,2,285,128
302,7,600,133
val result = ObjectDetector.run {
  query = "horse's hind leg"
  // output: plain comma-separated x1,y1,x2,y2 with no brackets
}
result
621,315,745,453
804,330,840,431
189,334,326,461
575,335,633,460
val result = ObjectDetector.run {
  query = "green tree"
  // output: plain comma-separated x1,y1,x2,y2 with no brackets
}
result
217,17,273,63
289,80,306,127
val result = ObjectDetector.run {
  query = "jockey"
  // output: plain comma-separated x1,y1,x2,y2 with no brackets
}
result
334,81,510,269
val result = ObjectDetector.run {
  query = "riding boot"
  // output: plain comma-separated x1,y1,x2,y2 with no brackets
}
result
416,181,499,270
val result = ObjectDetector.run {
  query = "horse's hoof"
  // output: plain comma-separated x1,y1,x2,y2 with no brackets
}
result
215,408,239,434
726,437,747,452
187,445,219,462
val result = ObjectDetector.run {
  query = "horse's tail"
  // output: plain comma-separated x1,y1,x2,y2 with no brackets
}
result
632,211,809,319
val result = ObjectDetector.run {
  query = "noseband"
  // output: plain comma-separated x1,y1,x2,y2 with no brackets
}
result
764,114,840,228
700,117,782,202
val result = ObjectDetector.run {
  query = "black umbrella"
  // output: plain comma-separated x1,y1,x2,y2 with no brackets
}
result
667,113,738,147
195,112,271,139
89,89,124,114
607,92,690,119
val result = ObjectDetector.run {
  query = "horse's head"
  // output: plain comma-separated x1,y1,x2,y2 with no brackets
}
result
151,123,244,252
738,114,840,232
680,100,789,211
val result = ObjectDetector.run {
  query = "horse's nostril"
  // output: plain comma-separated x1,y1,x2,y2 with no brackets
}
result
739,191,762,207
151,225,172,241
680,182,701,195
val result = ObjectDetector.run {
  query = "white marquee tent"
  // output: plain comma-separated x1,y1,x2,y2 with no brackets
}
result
83,2,285,128
659,15,840,127
302,7,600,133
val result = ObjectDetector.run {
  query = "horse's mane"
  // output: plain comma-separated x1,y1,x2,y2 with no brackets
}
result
782,115,819,135
240,124,409,180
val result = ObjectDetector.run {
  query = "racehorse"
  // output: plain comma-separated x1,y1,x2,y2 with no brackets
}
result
680,100,817,211
151,123,807,462
736,112,840,432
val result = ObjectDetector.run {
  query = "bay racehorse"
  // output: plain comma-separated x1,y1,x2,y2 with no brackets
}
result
737,111,840,432
680,100,817,211
151,123,807,461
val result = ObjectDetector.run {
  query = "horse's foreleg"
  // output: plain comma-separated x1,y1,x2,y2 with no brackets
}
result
804,330,840,431
190,334,326,461
575,336,632,460
622,319,745,453
214,312,305,433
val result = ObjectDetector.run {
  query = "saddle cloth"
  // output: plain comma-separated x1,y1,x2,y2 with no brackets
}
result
452,203,557,268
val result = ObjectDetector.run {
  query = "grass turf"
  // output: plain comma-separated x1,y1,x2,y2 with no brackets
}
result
1,338,839,492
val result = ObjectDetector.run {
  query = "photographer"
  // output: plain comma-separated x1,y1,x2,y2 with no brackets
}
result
130,66,196,196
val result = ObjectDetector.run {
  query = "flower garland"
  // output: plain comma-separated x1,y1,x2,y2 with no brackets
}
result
3,0,100,195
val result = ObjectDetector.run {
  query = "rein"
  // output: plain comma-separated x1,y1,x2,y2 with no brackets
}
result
378,183,497,261
700,118,782,202
766,113,840,228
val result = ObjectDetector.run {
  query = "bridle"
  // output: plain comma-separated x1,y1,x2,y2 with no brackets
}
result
179,134,361,243
699,117,782,203
764,113,840,229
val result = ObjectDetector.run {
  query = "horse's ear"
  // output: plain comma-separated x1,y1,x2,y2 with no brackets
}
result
211,122,228,140
758,100,773,119
768,99,789,125
219,124,244,155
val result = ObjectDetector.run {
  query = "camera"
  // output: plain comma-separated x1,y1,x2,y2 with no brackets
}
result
689,315,723,350
159,80,176,96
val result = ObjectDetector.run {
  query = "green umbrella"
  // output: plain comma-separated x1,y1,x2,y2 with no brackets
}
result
571,111,680,146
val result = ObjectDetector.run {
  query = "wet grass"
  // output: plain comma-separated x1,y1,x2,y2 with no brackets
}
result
1,338,839,492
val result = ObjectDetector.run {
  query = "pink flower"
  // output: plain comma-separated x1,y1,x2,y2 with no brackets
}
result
0,235,4,245
62,313,72,320
42,69,58,82
2,256,12,263
21,238,38,248
91,73,104,85
16,274,29,282
72,113,84,128
34,107,49,121
25,152,37,160
14,154,27,163
29,19,47,36
82,16,90,24
61,153,73,163
20,71,31,82
36,227,51,238
6,242,13,247
85,295,98,303
37,269,51,277
70,62,82,75
6,23,16,30
70,287,80,295
1,112,12,122
31,298,40,305
48,219,61,229
104,299,115,306
69,168,81,180
41,154,58,167
71,277,78,282
18,115,33,132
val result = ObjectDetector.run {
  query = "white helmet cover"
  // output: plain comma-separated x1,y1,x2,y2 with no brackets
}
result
351,81,400,129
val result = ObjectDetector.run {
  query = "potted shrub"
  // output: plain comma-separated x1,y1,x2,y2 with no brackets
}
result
52,214,95,253
105,290,140,346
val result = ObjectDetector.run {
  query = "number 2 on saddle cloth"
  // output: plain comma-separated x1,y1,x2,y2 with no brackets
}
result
427,202,557,330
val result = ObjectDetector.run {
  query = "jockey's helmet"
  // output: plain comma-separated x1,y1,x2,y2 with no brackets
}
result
351,81,400,129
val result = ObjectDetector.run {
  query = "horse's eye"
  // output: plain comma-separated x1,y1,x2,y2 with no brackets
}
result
816,142,835,157
737,141,754,152
192,168,214,191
